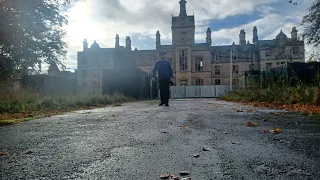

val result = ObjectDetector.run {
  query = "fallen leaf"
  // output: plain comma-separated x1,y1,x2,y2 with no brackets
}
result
274,112,279,116
223,132,230,134
236,109,243,112
0,152,8,155
202,147,210,151
170,175,180,180
272,128,281,134
246,121,259,127
261,129,270,133
193,154,200,158
187,118,193,122
160,173,170,179
182,178,192,180
180,171,191,176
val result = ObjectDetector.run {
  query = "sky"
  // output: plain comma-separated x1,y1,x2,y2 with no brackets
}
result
55,0,313,72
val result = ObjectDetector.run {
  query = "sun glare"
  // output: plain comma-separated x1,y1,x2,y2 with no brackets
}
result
64,1,105,48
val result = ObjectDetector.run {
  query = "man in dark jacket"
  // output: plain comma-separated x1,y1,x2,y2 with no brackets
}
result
152,52,173,106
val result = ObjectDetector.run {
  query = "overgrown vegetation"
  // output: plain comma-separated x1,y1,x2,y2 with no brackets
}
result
0,92,132,114
220,64,320,107
220,86,320,105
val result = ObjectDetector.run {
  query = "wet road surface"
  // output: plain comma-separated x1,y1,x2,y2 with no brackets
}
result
1,99,320,180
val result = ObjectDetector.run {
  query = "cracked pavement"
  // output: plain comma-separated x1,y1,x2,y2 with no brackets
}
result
1,99,320,179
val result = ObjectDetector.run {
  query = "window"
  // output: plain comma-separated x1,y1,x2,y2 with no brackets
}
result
195,79,204,86
232,65,239,74
92,82,101,88
179,50,188,71
249,64,254,70
195,57,203,71
281,62,286,64
292,47,299,55
215,66,220,74
232,50,237,60
279,47,285,55
215,79,221,85
266,63,272,69
81,69,87,79
215,55,219,61
180,80,187,86
266,48,272,57
276,62,280,66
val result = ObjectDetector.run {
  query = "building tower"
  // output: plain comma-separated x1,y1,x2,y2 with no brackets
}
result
156,30,161,49
125,36,131,51
206,27,212,46
291,27,298,40
115,34,120,48
253,26,258,44
171,0,195,46
83,39,88,51
239,29,246,45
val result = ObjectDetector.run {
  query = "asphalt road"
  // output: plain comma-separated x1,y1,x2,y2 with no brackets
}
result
1,99,320,180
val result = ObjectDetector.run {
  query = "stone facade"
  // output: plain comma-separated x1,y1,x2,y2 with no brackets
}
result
77,0,305,93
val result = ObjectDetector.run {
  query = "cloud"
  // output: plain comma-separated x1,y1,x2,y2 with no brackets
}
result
53,0,313,72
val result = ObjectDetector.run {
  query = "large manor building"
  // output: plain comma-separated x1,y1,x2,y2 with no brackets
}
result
76,0,305,94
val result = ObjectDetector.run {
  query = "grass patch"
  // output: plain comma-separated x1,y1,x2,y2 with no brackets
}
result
0,92,134,125
220,86,320,115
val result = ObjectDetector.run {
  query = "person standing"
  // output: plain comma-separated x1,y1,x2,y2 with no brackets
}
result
152,52,173,106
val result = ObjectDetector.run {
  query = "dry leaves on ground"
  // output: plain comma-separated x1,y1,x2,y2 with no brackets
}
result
246,121,259,127
202,147,210,151
192,154,200,158
261,128,281,134
170,175,180,180
0,152,8,155
235,101,320,115
160,173,170,179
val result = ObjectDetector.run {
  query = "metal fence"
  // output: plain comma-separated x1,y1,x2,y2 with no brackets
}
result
170,85,231,98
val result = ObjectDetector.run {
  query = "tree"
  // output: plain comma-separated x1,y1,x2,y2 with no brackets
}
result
301,0,320,47
0,0,70,79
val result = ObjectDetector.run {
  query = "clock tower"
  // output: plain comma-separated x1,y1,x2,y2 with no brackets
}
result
171,0,195,46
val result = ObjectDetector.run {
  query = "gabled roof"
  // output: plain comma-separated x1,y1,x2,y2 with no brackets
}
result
48,61,60,72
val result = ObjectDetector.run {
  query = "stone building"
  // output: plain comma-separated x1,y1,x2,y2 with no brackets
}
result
77,0,305,93
48,61,76,79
